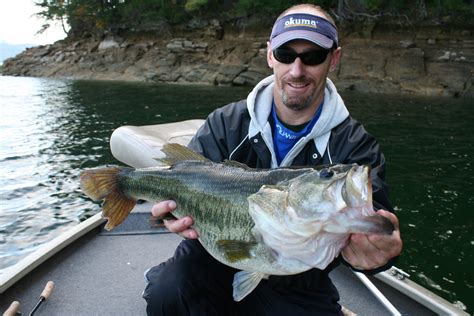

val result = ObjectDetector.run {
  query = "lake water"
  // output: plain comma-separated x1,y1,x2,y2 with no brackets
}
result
0,76,472,312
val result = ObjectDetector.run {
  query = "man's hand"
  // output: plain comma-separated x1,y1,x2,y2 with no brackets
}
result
341,209,402,270
151,200,199,239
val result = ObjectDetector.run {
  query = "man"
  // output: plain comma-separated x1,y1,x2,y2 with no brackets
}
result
143,4,402,315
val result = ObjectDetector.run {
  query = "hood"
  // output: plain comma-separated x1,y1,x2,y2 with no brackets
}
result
246,75,349,167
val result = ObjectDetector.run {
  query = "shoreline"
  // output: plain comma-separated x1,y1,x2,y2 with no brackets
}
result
2,19,473,98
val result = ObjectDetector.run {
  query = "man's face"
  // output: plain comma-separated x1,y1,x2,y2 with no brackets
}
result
267,39,340,113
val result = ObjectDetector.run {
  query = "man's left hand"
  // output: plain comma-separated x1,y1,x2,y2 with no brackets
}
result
341,209,402,270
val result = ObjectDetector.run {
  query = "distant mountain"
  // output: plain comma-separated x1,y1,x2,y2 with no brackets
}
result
0,42,37,64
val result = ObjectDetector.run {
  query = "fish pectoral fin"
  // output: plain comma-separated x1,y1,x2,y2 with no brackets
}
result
216,240,257,263
232,271,266,302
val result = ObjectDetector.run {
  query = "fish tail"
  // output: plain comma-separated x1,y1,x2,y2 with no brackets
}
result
80,166,136,231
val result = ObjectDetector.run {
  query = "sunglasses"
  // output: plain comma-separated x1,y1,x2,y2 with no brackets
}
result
273,47,330,66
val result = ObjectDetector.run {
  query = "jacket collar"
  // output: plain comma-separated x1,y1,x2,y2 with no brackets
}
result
246,75,349,167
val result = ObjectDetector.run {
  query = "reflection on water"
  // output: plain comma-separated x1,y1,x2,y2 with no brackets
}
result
346,93,473,311
0,77,251,270
0,76,472,312
0,78,99,269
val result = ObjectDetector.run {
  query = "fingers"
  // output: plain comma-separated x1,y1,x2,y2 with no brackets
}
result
343,235,402,270
342,210,403,270
151,200,199,239
342,235,376,269
342,234,385,270
164,215,191,232
151,200,177,218
164,217,199,239
179,228,199,239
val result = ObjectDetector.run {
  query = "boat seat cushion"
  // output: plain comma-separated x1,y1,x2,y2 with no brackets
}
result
110,119,205,168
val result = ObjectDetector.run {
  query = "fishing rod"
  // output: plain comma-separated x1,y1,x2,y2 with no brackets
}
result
2,301,20,316
29,281,54,316
2,281,54,316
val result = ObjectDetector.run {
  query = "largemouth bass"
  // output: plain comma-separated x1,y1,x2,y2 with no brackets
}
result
80,143,394,301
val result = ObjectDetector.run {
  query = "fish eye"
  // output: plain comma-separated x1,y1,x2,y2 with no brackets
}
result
319,168,334,178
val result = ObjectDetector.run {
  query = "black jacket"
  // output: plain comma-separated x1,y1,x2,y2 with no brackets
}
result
187,77,396,309
189,99,392,213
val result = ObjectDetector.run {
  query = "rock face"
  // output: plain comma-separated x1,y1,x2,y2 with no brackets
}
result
2,19,473,97
334,24,474,97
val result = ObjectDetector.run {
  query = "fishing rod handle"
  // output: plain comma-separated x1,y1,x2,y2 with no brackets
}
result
40,281,54,299
2,301,20,316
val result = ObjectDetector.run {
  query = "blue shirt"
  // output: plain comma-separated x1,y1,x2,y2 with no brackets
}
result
271,100,324,165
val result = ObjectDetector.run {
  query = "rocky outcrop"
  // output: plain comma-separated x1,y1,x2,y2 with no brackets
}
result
335,24,473,97
2,19,473,97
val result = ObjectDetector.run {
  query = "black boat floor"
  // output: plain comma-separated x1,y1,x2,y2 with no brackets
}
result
1,211,434,315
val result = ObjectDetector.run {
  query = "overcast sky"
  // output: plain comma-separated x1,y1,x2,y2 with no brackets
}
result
0,0,66,45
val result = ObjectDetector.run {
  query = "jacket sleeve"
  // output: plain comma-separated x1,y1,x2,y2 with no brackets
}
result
329,117,399,274
187,111,229,162
187,100,249,162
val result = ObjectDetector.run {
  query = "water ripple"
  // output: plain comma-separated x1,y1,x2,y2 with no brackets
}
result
1,78,472,312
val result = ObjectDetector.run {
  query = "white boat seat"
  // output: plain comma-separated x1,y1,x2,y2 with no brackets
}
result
110,119,205,168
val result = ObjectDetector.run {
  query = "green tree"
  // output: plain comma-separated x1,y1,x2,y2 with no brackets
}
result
35,0,69,36
34,0,473,39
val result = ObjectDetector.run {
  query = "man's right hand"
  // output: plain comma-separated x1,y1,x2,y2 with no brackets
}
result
151,200,199,239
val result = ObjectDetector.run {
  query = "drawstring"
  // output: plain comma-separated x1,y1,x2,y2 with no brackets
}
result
327,142,333,164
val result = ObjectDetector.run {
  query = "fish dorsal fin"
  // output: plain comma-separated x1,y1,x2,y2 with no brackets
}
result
232,271,267,301
223,160,251,169
157,143,210,165
216,239,257,263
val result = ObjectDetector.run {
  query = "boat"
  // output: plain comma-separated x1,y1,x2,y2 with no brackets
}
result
0,119,468,315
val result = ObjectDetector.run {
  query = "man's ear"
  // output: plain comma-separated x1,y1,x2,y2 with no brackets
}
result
267,42,274,69
329,47,341,72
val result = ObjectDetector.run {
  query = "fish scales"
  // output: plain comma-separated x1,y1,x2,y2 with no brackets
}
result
118,162,310,244
80,143,395,302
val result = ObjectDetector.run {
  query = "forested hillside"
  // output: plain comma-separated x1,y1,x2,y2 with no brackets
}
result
3,1,472,97
35,0,473,39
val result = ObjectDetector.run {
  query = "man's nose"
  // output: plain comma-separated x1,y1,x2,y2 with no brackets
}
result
288,57,305,77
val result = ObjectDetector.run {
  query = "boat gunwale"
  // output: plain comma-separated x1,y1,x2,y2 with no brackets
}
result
374,269,469,315
0,213,106,294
